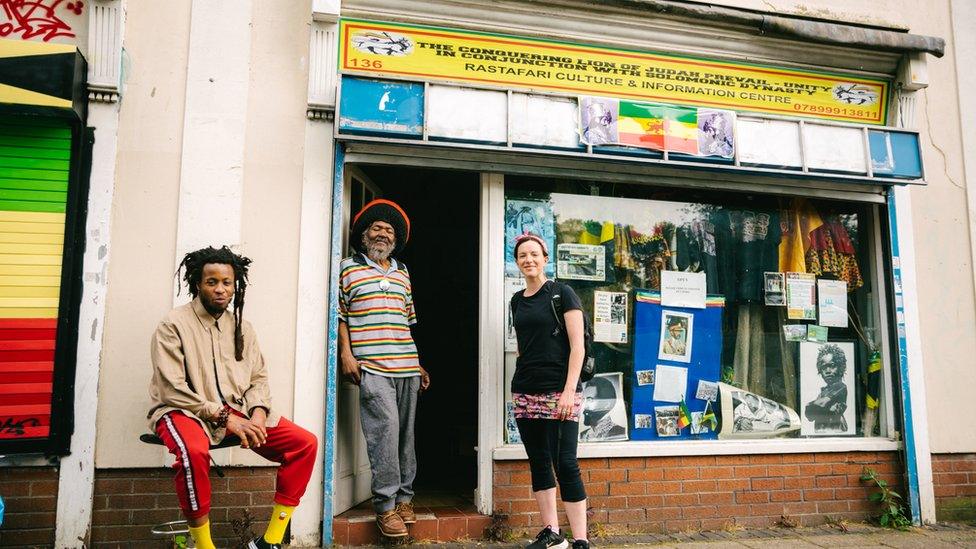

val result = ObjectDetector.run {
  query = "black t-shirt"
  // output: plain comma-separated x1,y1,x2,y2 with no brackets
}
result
510,281,583,394
713,209,781,303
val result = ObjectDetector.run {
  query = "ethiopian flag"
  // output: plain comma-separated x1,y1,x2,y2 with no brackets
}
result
618,101,665,149
615,101,699,154
677,400,692,430
665,107,699,155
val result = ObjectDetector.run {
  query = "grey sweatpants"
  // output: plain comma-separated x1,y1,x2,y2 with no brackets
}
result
359,371,421,513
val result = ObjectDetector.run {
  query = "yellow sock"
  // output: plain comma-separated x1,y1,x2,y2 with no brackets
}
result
188,520,216,549
263,503,296,544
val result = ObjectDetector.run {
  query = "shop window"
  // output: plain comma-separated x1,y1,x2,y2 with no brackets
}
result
503,176,893,444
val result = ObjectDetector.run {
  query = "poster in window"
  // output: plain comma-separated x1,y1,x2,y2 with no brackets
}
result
786,272,817,320
817,279,848,328
718,383,801,439
504,277,527,352
505,198,556,277
594,291,628,343
578,372,628,442
556,243,605,281
658,310,693,363
800,341,856,436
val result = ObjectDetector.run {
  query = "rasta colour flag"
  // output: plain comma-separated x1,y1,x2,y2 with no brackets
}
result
618,103,698,155
581,96,734,157
677,399,692,429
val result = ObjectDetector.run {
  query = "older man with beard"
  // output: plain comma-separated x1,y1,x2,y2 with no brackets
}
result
337,199,431,538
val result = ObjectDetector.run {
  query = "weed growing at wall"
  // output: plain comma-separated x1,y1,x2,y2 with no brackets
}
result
860,467,911,530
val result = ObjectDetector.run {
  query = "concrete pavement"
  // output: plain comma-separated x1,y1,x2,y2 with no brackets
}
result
335,521,976,547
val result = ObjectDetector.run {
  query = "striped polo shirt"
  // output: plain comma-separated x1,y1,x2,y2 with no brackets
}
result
338,254,420,377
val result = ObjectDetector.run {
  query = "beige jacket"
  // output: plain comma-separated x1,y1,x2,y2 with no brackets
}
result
147,297,280,443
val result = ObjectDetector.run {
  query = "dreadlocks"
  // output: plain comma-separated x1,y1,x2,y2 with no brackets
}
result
176,246,252,360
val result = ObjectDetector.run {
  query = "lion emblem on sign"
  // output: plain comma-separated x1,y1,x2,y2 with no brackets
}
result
832,83,878,106
352,31,413,56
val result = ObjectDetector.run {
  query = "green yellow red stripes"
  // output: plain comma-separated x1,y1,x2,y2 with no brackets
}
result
339,255,421,377
0,117,70,441
635,290,725,307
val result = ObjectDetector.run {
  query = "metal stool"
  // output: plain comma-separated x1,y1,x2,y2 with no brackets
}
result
140,432,243,541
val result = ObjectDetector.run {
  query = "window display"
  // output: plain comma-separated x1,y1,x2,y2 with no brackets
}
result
503,176,892,443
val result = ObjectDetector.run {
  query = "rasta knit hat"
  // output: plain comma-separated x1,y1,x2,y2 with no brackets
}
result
351,199,411,257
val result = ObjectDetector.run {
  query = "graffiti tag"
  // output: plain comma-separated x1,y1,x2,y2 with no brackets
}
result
0,0,78,42
0,417,41,436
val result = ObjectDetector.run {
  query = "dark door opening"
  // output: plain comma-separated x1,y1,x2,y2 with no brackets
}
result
357,164,480,504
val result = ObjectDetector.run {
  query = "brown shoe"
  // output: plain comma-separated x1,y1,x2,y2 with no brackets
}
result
376,509,408,537
395,501,417,524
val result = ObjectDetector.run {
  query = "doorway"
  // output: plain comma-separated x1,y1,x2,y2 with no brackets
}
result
338,164,481,510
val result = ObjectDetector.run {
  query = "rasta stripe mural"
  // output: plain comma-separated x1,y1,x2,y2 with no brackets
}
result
0,116,70,441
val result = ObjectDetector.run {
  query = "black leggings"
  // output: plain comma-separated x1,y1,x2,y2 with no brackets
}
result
515,417,587,502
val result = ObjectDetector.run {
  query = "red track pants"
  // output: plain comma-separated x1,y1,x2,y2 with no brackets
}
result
155,411,317,520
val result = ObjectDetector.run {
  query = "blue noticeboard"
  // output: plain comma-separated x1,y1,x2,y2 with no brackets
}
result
630,291,725,440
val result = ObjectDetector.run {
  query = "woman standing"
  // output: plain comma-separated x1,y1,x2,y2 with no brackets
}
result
510,233,590,549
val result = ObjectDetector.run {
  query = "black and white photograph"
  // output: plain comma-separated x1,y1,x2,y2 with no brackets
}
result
655,406,680,437
800,341,856,436
695,379,718,402
764,271,786,306
718,383,801,439
636,369,655,386
658,310,693,363
556,243,606,281
578,372,629,442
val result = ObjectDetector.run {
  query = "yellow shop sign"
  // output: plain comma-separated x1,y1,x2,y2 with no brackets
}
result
339,19,889,125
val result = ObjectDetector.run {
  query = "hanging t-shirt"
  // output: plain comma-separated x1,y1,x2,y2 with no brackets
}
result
510,281,583,394
714,208,782,303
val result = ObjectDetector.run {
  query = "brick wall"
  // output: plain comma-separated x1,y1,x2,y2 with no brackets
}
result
90,467,278,548
0,467,58,548
493,451,902,534
933,453,976,522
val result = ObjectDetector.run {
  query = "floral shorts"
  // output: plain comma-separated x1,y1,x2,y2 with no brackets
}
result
512,391,583,421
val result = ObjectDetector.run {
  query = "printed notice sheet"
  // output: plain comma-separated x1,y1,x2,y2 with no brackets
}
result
817,279,848,328
594,291,628,343
661,271,707,309
653,364,688,403
786,272,817,320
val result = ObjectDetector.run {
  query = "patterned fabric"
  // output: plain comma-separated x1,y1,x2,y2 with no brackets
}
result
338,254,420,377
512,391,583,421
805,219,863,291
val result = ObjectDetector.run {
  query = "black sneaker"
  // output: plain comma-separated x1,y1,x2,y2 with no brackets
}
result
527,526,568,549
572,540,591,549
247,537,281,549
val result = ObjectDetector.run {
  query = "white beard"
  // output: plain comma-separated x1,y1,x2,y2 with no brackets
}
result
363,233,394,262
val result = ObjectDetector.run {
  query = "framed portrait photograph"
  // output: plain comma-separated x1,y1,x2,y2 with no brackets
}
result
800,341,856,436
658,310,693,363
578,372,629,442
